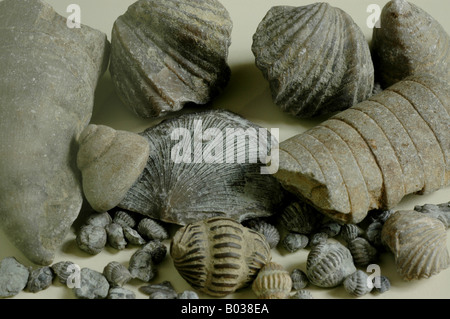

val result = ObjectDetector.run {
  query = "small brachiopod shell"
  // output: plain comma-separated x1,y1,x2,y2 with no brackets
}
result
107,287,136,299
252,262,292,299
381,210,450,280
178,290,200,299
140,281,178,299
128,246,157,282
140,240,167,265
170,217,271,297
105,223,127,250
371,275,391,294
76,225,107,255
137,218,169,241
86,212,112,228
340,224,364,243
113,210,137,229
365,221,384,247
252,3,374,118
51,261,77,285
372,0,450,88
282,233,309,253
26,266,54,293
290,268,309,290
414,202,450,228
306,241,356,288
319,221,342,238
110,0,233,118
291,290,313,299
123,226,147,245
347,237,378,267
278,201,320,235
103,261,132,287
73,268,110,299
343,270,372,297
245,219,280,249
309,232,329,247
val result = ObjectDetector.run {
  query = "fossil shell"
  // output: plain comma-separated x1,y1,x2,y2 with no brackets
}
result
245,219,280,249
0,0,109,266
340,224,364,243
290,268,309,291
372,275,391,294
77,125,150,213
278,201,321,235
103,261,133,287
73,268,110,299
137,218,169,241
110,0,232,118
372,0,450,88
51,261,77,285
252,262,292,299
291,290,313,299
117,109,285,225
347,237,378,267
343,270,372,297
113,211,137,229
170,217,271,297
252,3,374,118
306,241,356,288
76,225,107,255
282,233,309,253
128,244,160,282
414,202,450,228
86,212,112,228
108,287,136,299
381,210,450,281
275,74,450,223
140,281,178,299
105,223,127,250
26,266,54,293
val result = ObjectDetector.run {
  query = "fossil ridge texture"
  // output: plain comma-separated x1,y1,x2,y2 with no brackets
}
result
0,0,110,265
112,109,285,225
110,0,233,118
170,217,272,297
274,74,450,224
372,0,450,88
382,210,450,280
252,3,374,118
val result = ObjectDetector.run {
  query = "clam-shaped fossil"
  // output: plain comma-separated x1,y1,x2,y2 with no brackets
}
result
381,210,450,281
77,110,285,225
252,3,374,118
110,0,233,118
372,0,450,88
170,217,272,297
252,262,292,299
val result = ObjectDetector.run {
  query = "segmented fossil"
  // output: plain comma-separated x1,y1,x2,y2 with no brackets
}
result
252,262,292,299
110,0,232,118
252,3,374,118
275,74,450,223
170,217,271,297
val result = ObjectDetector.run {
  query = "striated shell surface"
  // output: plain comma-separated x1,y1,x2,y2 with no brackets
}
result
103,261,132,287
347,237,378,267
306,241,356,288
110,0,232,118
372,0,450,88
252,3,374,118
343,270,372,297
170,217,271,297
252,262,292,299
118,109,285,225
275,74,450,224
277,201,320,234
381,210,450,281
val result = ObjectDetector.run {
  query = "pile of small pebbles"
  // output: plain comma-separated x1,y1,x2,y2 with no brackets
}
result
76,210,169,255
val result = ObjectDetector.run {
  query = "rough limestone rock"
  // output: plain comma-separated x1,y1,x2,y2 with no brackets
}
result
0,0,110,265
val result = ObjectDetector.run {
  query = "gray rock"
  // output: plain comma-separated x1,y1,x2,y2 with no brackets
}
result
26,266,54,293
0,0,110,265
290,268,309,290
76,225,107,255
282,233,309,253
73,268,110,299
140,281,178,299
107,287,136,299
178,290,200,299
0,257,30,298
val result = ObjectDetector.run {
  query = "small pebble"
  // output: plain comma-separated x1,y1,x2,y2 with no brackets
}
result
107,287,136,299
282,233,309,253
129,248,157,282
113,210,137,228
290,268,309,290
73,268,110,299
290,290,313,299
26,266,54,293
76,224,107,255
178,290,200,299
105,223,127,250
0,257,30,298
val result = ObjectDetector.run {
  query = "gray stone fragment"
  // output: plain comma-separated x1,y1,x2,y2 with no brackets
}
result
26,266,54,293
178,290,200,299
107,287,136,299
76,225,107,255
290,269,309,291
140,281,178,299
0,0,110,265
73,268,110,299
0,257,30,298
105,223,127,250
282,233,309,253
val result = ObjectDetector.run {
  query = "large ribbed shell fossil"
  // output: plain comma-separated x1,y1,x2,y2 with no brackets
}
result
117,109,285,225
110,0,232,118
381,210,450,281
170,217,272,297
372,0,450,88
252,3,374,118
274,74,450,223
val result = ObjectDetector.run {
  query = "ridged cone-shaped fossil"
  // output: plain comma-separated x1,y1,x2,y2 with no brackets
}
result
382,211,450,280
252,3,374,118
77,125,150,213
110,0,233,118
372,0,450,88
274,74,450,224
170,217,272,297
0,0,110,265
77,110,285,225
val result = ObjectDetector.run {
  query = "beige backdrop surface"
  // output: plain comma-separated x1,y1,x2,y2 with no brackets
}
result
1,0,449,299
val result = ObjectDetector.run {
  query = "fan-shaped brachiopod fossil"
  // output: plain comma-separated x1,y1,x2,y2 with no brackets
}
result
274,74,450,224
0,0,110,265
110,0,233,118
77,110,285,225
170,217,271,297
252,3,374,118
